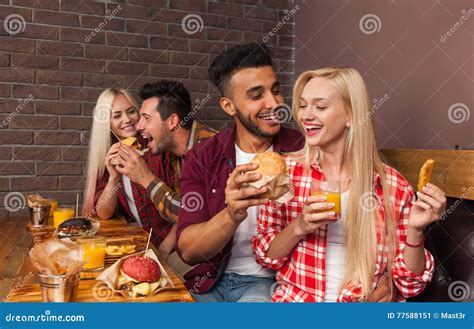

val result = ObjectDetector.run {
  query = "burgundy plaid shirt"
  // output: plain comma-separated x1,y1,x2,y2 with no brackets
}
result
94,151,176,247
176,125,305,294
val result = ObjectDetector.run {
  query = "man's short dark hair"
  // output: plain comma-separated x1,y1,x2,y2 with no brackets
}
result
208,43,273,96
139,80,193,130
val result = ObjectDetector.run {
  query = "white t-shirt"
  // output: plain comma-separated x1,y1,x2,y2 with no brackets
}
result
323,190,350,302
122,175,142,227
224,144,275,278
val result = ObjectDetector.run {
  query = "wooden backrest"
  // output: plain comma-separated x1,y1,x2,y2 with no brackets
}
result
380,149,474,201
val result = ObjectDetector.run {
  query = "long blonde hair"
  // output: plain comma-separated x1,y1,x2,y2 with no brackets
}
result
291,67,396,297
82,88,139,217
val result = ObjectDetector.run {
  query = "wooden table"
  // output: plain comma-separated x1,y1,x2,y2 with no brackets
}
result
1,216,193,302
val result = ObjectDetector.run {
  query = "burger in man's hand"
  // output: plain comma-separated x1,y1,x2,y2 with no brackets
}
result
110,137,148,166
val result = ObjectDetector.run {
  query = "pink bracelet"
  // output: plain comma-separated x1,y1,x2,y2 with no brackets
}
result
405,235,425,248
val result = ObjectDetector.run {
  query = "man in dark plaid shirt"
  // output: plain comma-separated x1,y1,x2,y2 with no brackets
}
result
116,80,214,258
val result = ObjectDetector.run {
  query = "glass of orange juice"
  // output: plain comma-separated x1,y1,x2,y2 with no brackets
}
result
311,180,341,219
53,207,75,228
77,236,106,271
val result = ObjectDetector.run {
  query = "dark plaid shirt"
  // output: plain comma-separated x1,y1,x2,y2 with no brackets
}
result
94,150,176,247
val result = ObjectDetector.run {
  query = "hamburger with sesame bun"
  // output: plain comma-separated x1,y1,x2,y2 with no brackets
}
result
249,151,287,177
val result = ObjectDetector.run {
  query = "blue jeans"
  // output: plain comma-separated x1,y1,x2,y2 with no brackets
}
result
192,272,275,302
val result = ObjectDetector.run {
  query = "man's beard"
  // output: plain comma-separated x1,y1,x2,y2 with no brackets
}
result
151,132,175,155
234,107,277,138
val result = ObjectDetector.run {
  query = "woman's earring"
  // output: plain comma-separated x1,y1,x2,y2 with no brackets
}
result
346,122,351,128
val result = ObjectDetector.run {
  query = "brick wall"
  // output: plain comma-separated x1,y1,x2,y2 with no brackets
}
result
0,0,297,219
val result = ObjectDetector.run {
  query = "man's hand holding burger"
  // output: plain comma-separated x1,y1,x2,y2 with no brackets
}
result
225,163,269,224
115,144,155,188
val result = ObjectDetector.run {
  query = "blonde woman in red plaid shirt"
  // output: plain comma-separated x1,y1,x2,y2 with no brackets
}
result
252,67,447,302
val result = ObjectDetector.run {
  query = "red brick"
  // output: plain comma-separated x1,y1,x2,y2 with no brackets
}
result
228,18,262,32
61,58,105,73
278,35,293,48
12,84,59,100
37,40,83,56
61,87,102,102
129,49,168,64
59,175,85,189
60,27,104,44
85,44,127,60
60,116,92,130
61,147,89,161
106,32,148,48
13,146,60,160
182,79,207,93
106,3,148,20
82,73,127,88
0,177,8,191
271,47,293,60
189,40,226,54
11,176,58,191
35,131,81,145
149,36,188,51
81,131,90,145
60,0,105,15
81,15,124,32
35,100,81,115
0,161,34,175
0,6,32,21
33,9,79,26
209,2,243,17
149,64,188,78
15,23,58,40
0,36,34,53
106,61,148,75
149,8,184,23
0,67,34,83
127,0,166,7
41,191,83,205
189,66,208,80
263,21,293,35
0,99,33,114
169,52,207,66
0,146,12,160
245,6,277,21
168,24,205,39
81,103,95,116
126,76,159,89
12,0,59,10
244,31,276,46
169,0,206,12
9,115,57,130
0,83,11,97
207,28,242,42
36,70,82,86
11,53,59,70
37,161,82,175
126,20,166,35
0,53,9,66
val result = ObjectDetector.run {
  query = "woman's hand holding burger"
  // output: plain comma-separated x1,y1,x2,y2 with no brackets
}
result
105,142,122,181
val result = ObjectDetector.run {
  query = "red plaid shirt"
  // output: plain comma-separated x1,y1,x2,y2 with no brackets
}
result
94,151,176,247
252,157,435,302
